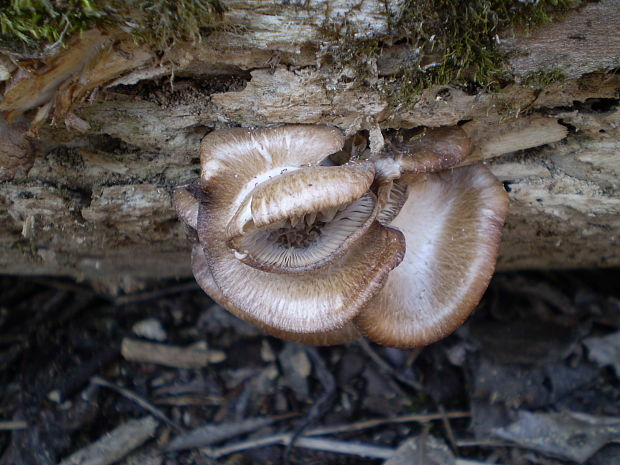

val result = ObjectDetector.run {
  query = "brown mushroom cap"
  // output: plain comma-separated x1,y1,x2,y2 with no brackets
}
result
354,165,509,348
173,185,200,231
199,203,405,333
201,125,347,269
234,162,374,232
196,125,405,334
179,124,506,348
229,191,380,273
191,244,361,345
200,125,345,190
225,162,379,273
375,127,472,182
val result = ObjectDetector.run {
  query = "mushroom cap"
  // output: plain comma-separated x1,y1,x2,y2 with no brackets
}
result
196,125,406,334
227,162,375,234
376,127,472,181
225,162,379,273
228,191,380,273
200,125,345,190
354,165,509,348
199,201,405,333
178,124,508,348
173,184,200,231
191,244,361,345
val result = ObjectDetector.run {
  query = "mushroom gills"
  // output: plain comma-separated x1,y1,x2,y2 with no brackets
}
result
377,180,409,225
232,192,377,272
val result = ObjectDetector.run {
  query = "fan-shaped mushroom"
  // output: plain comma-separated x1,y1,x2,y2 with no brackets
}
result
175,124,508,348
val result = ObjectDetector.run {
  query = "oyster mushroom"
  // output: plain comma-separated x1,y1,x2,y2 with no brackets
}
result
355,168,509,347
175,124,508,348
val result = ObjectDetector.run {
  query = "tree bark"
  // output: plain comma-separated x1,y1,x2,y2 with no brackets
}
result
1,0,619,292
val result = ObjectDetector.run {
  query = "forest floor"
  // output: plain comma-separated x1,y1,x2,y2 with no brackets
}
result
1,269,619,465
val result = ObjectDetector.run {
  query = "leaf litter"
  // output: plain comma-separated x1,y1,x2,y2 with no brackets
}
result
0,269,619,464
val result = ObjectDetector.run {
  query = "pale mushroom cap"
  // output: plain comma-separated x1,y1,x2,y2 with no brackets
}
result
191,244,361,345
225,163,379,273
250,163,374,230
201,125,347,261
200,125,345,189
179,124,508,348
229,191,380,273
354,165,509,348
225,162,374,237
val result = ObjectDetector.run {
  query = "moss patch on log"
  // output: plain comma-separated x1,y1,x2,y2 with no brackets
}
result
521,69,567,89
322,0,577,108
0,0,223,56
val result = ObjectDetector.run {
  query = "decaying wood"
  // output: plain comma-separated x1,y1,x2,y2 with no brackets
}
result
503,0,620,78
121,338,211,368
0,1,619,290
57,416,158,465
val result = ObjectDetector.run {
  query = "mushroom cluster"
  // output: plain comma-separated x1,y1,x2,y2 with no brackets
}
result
174,125,508,348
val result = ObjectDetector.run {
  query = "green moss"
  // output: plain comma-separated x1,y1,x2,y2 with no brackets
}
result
521,69,566,88
319,22,381,82
15,238,39,261
387,0,575,106
0,0,104,54
494,98,521,123
316,0,575,108
0,0,223,56
129,0,224,47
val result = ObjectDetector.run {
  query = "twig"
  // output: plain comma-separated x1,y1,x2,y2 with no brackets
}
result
405,347,424,366
90,376,182,432
204,411,470,458
121,338,209,368
284,346,336,462
44,16,71,53
113,281,200,306
206,433,394,459
358,339,423,390
205,432,287,457
305,410,470,436
456,438,513,447
31,278,96,296
58,416,158,465
456,460,502,465
437,404,459,452
166,414,297,451
0,420,27,430
290,437,394,459
153,394,224,406
207,432,502,464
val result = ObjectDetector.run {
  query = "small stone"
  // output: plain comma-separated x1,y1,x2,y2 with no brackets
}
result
47,390,62,403
132,318,167,341
207,350,227,364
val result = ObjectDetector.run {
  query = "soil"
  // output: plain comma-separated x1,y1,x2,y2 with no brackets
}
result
1,269,620,465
